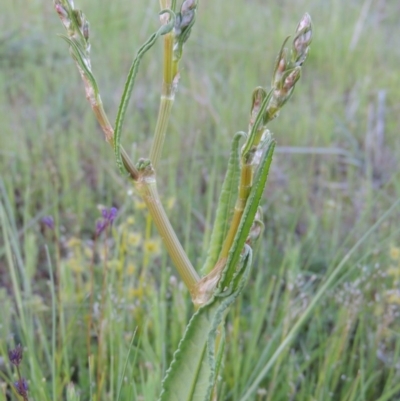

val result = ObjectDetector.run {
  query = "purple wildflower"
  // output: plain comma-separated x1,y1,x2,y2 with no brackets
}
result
96,207,118,236
42,215,55,230
8,344,23,366
14,378,28,397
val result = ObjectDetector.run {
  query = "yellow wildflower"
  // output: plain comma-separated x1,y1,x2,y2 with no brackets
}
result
83,244,94,260
66,237,82,249
389,245,400,261
385,290,400,305
144,238,161,255
126,263,136,275
128,287,144,300
387,266,400,279
127,232,142,247
126,216,135,226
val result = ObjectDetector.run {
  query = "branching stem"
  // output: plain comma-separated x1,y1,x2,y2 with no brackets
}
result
135,172,200,294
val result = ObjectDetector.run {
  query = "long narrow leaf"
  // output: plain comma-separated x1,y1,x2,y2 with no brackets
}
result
202,132,244,274
220,137,275,290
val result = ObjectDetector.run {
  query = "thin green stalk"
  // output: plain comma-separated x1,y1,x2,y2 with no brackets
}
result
149,27,177,170
219,161,254,258
96,229,110,401
162,32,174,88
150,95,174,171
0,202,27,332
159,0,172,9
134,174,200,295
89,94,139,180
45,246,57,401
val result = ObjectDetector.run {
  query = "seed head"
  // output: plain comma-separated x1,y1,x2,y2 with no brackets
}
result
292,13,312,65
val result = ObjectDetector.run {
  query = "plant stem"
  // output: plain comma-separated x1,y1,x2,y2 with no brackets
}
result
150,95,174,171
219,163,254,258
159,0,172,9
149,29,178,170
79,72,139,180
134,173,200,295
93,100,138,180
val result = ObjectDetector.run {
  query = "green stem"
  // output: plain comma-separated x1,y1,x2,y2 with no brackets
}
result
79,70,140,180
219,163,253,258
150,95,174,170
159,0,172,9
149,29,178,170
134,174,200,295
95,99,138,180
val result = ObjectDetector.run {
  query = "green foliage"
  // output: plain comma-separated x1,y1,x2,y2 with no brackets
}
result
220,138,275,291
202,133,243,275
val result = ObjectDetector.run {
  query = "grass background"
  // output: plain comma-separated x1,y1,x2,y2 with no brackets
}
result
1,0,400,400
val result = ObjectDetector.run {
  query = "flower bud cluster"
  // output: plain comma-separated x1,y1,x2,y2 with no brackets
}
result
14,378,29,398
8,344,23,366
173,0,197,61
292,13,313,66
95,206,118,237
266,13,312,122
243,14,312,164
54,0,91,65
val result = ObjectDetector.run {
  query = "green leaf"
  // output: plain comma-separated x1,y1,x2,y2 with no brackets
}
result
114,10,175,174
220,136,275,290
201,132,244,275
158,246,252,401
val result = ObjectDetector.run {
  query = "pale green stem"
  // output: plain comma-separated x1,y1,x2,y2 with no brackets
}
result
135,174,200,295
219,163,253,258
149,95,174,171
93,99,138,180
159,0,172,9
149,23,179,170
